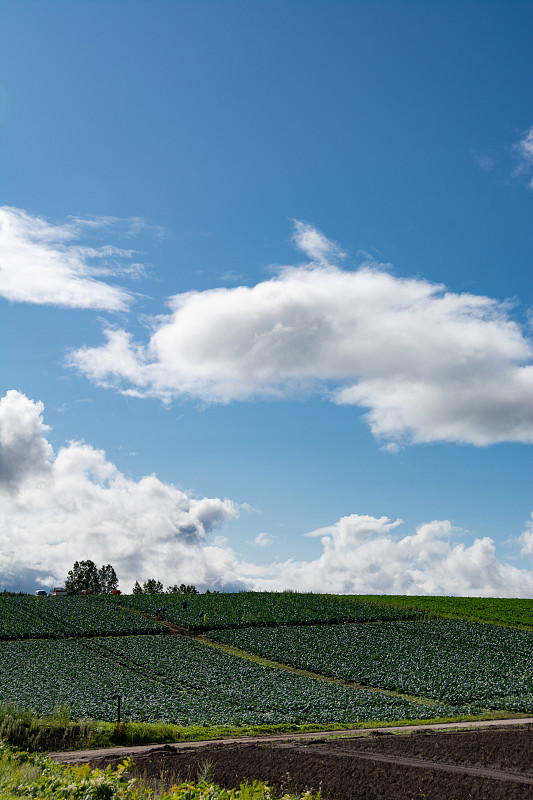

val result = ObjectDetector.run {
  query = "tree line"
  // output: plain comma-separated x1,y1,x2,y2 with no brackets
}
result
64,560,206,595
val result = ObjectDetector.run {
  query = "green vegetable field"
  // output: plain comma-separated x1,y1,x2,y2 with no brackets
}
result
0,636,453,725
210,618,533,712
110,591,425,630
0,593,531,728
0,596,162,640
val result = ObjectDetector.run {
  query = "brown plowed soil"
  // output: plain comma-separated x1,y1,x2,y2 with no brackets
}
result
90,725,533,800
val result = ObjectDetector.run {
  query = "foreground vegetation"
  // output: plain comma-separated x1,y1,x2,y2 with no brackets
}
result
0,741,320,800
0,702,349,753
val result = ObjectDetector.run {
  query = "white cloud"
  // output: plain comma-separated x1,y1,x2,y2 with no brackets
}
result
0,390,240,592
291,220,345,264
0,206,144,310
513,125,533,189
1,391,532,597
68,223,533,446
250,514,533,598
518,513,533,558
254,532,274,547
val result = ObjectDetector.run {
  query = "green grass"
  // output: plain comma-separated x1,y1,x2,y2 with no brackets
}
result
0,702,523,753
353,595,533,629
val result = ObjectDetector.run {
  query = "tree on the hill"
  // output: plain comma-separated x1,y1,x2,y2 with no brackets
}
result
132,580,143,595
166,583,198,595
65,560,101,594
142,578,164,594
98,564,119,593
65,561,119,594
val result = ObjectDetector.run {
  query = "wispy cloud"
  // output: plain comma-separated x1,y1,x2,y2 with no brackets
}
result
518,514,533,557
472,151,494,172
513,125,533,189
291,220,345,264
254,532,274,547
2,390,532,596
0,207,149,310
68,222,533,447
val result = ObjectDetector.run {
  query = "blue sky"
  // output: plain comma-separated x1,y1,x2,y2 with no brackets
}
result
1,0,532,595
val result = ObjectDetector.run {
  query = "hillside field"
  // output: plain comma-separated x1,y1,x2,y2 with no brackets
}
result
0,593,531,730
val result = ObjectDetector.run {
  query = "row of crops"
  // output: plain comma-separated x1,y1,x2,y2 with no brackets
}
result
209,619,533,713
0,635,457,726
111,592,425,631
0,596,162,640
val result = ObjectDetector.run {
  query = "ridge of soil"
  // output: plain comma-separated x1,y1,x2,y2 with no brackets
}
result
73,722,533,800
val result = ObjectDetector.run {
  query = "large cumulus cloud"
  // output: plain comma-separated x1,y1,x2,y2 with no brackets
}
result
1,391,532,596
0,390,240,591
68,222,533,447
251,515,533,597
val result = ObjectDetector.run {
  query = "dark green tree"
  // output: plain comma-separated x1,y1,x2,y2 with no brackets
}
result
142,578,163,594
132,580,143,595
65,560,101,594
166,583,198,594
98,564,119,593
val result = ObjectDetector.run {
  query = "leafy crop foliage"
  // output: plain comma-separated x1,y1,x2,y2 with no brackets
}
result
0,743,314,800
0,635,454,726
355,595,533,628
210,619,533,712
0,596,162,640
0,593,530,736
112,592,424,630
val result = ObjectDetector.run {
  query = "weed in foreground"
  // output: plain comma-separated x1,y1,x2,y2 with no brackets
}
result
0,741,321,800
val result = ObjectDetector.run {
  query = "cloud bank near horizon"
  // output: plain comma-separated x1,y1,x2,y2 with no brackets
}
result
1,390,532,597
0,206,147,310
69,222,533,447
0,390,240,592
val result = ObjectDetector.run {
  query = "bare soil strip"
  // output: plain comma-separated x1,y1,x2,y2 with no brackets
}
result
70,724,533,800
272,741,533,785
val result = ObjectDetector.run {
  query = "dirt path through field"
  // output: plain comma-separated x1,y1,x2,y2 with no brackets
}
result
273,740,533,785
145,617,441,707
47,715,533,764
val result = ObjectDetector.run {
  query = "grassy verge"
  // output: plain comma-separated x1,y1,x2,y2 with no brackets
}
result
0,703,525,754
